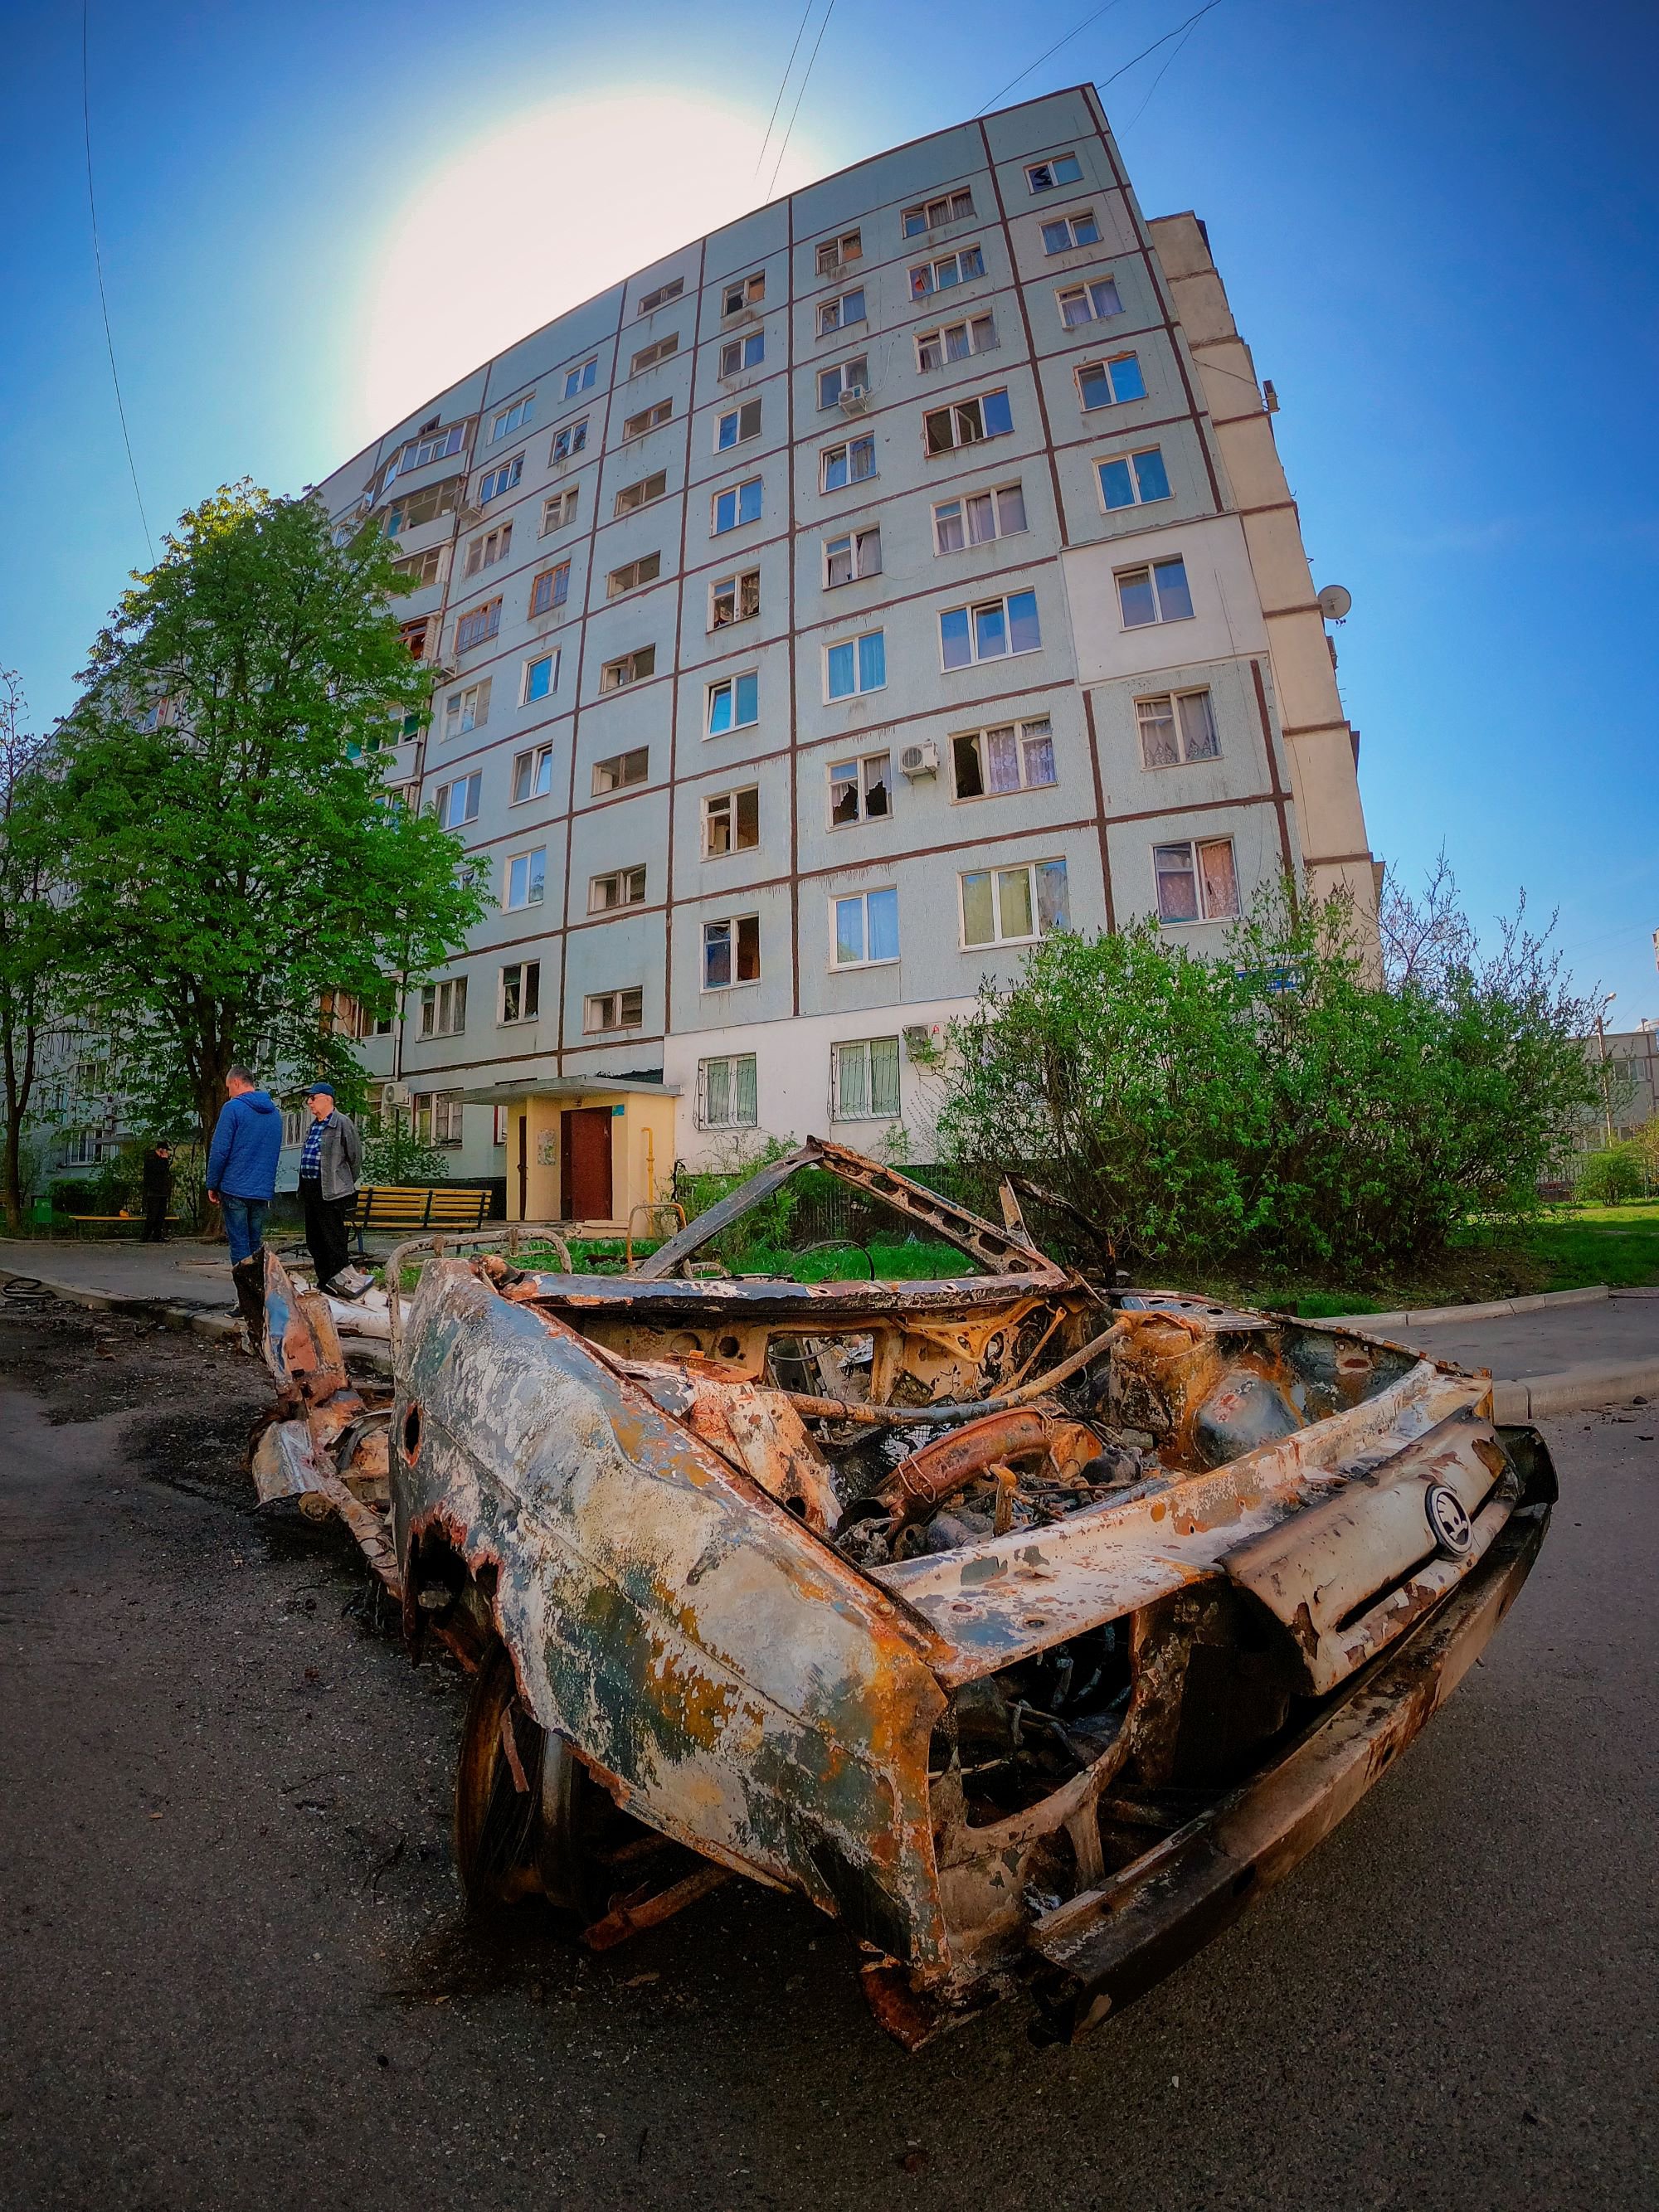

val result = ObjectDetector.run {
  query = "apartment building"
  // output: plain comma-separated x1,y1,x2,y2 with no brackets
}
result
309,84,1376,1225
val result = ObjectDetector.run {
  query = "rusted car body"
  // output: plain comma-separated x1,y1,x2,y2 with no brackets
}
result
254,1141,1553,2042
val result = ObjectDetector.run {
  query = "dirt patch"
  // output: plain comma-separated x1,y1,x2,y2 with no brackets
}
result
0,1305,269,1428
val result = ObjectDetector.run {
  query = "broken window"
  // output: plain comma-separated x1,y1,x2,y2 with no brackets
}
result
710,569,761,629
703,785,759,856
902,189,974,235
829,753,890,827
924,388,1012,455
916,314,996,371
499,960,541,1023
824,526,881,587
1155,838,1238,923
703,915,761,990
951,718,1055,800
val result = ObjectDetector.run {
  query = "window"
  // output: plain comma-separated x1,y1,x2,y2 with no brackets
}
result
712,477,763,532
951,717,1055,800
593,747,649,795
589,864,647,912
1136,690,1220,769
542,488,580,532
699,1054,757,1129
716,398,762,450
493,1103,508,1146
599,646,656,693
902,189,973,235
513,745,556,802
499,960,541,1023
615,469,669,516
826,629,885,701
608,552,662,598
490,394,534,443
622,398,673,440
393,546,442,586
443,678,492,737
831,1037,900,1121
630,333,679,375
1098,447,1171,510
703,785,759,856
384,479,460,534
916,314,996,370
1155,838,1239,923
820,435,875,491
1027,153,1083,193
585,987,644,1033
719,333,765,376
710,569,760,628
908,244,985,299
465,523,511,576
455,598,502,654
818,287,865,336
831,887,898,968
431,771,481,829
932,482,1027,552
382,422,465,490
703,915,760,989
505,848,547,909
529,561,571,614
723,270,766,315
399,616,432,660
523,651,558,702
479,455,523,503
1117,557,1194,628
1041,208,1102,253
707,672,759,733
816,230,862,275
281,1103,304,1150
923,387,1012,454
818,356,868,409
414,1091,465,1147
829,752,890,826
1078,354,1147,410
940,589,1040,668
960,859,1069,947
638,276,684,314
564,358,598,397
824,526,881,587
419,976,468,1038
1058,275,1123,327
551,418,588,462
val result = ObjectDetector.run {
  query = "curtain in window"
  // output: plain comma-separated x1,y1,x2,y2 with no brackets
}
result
835,1044,870,1120
1199,839,1239,919
997,868,1034,940
734,1056,757,1126
1155,844,1199,921
1022,720,1055,785
870,1036,901,1117
1137,697,1180,766
985,727,1020,791
867,889,899,962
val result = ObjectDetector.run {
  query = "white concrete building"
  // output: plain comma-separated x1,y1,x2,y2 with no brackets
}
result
310,85,1376,1226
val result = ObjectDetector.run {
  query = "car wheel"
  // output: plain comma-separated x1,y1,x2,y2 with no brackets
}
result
454,1635,598,1917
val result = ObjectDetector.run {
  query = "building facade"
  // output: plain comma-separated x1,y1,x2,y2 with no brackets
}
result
310,85,1376,1224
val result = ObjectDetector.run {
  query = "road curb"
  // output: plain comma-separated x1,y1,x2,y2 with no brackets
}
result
1321,1284,1611,1332
1491,1357,1659,1422
0,1263,241,1343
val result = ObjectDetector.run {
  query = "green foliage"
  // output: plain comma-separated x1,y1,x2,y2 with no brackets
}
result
1575,1144,1646,1206
676,1131,802,1267
937,870,1599,1281
41,482,485,1142
358,1109,451,1189
0,668,71,1228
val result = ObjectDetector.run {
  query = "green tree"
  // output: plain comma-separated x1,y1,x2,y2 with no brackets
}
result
0,668,70,1231
46,482,484,1151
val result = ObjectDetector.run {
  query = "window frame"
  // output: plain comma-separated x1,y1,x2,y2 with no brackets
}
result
820,434,877,493
562,358,598,398
606,552,662,600
431,770,482,830
1115,557,1194,630
711,476,763,534
823,524,882,588
902,188,974,236
830,886,900,970
455,596,503,654
464,521,512,577
715,397,763,451
621,397,674,442
817,285,867,337
637,276,684,315
541,488,579,533
598,646,656,693
1097,446,1172,513
827,751,892,829
702,913,761,993
550,418,588,463
957,858,1070,949
419,975,469,1039
499,960,542,1025
443,678,492,739
830,1035,902,1121
931,481,1028,554
709,567,761,630
1136,688,1221,771
702,785,760,858
523,651,558,704
815,230,863,276
718,331,765,377
528,560,570,615
1056,275,1124,328
1040,208,1102,254
489,393,535,444
698,1053,758,1130
1076,353,1148,411
907,243,986,299
628,332,680,377
512,744,556,804
478,453,523,505
722,270,766,316
614,469,669,518
588,863,648,914
915,313,996,372
1153,836,1240,925
592,746,649,795
825,628,887,702
504,847,547,911
817,354,869,409
584,986,645,1034
1025,153,1083,194
922,387,1013,456
938,588,1042,670
706,670,760,736
949,717,1057,802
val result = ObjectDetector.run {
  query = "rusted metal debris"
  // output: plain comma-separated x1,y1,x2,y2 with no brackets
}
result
253,1140,1554,2043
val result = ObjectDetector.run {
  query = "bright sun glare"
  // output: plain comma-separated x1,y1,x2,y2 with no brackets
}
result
355,90,828,435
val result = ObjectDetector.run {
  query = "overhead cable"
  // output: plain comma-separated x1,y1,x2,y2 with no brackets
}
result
81,0,153,565
754,0,816,180
766,0,838,203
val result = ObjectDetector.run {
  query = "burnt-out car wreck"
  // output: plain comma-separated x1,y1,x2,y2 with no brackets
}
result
252,1140,1554,2044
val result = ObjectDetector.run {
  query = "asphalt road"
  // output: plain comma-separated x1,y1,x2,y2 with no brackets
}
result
2,1303,1655,2212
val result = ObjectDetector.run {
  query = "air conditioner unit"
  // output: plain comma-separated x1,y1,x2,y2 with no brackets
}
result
837,384,869,414
382,1080,411,1108
898,741,939,778
902,1024,935,1061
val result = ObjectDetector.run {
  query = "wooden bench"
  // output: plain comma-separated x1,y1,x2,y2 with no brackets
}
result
351,1185,493,1253
61,1213,187,1238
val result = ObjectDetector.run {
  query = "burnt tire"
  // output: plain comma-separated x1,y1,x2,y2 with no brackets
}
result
453,1635,600,1918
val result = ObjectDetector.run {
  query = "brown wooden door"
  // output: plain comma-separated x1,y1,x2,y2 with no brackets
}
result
560,1107,613,1222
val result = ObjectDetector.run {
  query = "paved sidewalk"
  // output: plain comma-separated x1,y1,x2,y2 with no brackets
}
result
0,1237,236,1314
1398,1292,1658,1379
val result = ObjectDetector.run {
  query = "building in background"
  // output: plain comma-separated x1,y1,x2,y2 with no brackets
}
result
311,84,1376,1224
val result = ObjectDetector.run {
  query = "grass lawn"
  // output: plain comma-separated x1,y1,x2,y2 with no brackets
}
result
1529,1200,1659,1291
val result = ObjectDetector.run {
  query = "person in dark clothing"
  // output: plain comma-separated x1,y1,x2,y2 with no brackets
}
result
139,1143,173,1242
297,1082,362,1293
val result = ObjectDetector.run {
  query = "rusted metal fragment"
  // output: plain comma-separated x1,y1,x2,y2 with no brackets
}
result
1027,1505,1549,2039
581,1864,731,1952
395,1261,955,1969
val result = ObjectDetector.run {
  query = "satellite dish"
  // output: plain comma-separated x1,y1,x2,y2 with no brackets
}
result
1317,583,1353,623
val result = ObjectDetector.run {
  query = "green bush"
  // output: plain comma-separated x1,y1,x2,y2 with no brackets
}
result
937,875,1598,1281
358,1110,450,1188
1576,1145,1645,1205
676,1132,801,1268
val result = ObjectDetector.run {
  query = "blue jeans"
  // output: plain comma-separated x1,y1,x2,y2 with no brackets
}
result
221,1194,270,1267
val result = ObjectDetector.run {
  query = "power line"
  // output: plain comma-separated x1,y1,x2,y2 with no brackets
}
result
81,1,153,566
975,0,1131,118
1117,13,1204,134
753,0,816,180
1097,0,1228,95
765,0,837,203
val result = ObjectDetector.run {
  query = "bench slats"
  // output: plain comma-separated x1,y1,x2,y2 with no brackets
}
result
350,1186,492,1249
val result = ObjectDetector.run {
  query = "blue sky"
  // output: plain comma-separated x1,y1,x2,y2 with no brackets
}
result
4,0,1655,1020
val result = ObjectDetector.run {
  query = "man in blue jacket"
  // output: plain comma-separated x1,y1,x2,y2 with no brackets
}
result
206,1066,283,1339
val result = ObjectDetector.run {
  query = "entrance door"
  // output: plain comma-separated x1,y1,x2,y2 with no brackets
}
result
561,1107,614,1223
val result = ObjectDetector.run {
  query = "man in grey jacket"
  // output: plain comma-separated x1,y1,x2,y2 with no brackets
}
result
296,1082,362,1294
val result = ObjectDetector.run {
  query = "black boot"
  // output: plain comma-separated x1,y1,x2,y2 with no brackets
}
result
231,1253,266,1349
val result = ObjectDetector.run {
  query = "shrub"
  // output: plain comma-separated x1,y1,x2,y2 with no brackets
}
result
676,1132,801,1268
1576,1145,1645,1205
